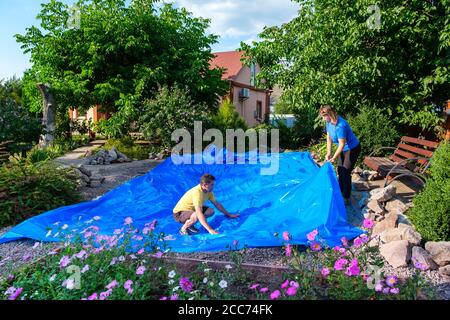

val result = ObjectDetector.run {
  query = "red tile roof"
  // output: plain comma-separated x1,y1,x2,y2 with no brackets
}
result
210,51,245,80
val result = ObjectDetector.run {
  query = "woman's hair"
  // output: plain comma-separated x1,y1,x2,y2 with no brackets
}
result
319,105,338,122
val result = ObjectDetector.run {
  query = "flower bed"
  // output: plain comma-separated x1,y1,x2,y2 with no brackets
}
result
0,217,434,300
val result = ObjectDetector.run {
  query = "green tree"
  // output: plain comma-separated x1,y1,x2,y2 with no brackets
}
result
241,0,450,134
17,0,228,128
212,98,248,131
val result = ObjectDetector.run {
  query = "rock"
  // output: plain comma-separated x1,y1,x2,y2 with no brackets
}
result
372,213,398,235
352,173,363,182
149,153,157,159
367,199,384,215
77,165,92,177
397,214,413,226
380,226,422,246
352,167,363,174
425,242,450,267
385,199,408,215
89,180,102,188
363,210,378,221
370,185,396,202
353,181,370,191
411,246,439,270
108,148,118,162
90,174,105,183
380,240,411,268
439,265,450,276
156,153,165,160
90,160,98,165
117,151,131,162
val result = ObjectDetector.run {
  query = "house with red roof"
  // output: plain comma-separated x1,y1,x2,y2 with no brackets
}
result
210,51,271,127
69,51,270,128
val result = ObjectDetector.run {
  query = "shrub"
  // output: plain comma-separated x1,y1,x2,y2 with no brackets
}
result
0,161,81,228
347,106,400,160
212,99,248,132
103,137,159,160
138,86,210,148
0,97,41,145
408,141,450,241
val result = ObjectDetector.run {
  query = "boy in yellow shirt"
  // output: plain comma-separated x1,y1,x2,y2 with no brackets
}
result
173,174,239,235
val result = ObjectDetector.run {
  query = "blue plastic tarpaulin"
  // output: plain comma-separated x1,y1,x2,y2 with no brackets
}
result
0,149,363,252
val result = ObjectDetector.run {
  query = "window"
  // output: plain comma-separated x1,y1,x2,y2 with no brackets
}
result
257,101,262,120
250,63,256,86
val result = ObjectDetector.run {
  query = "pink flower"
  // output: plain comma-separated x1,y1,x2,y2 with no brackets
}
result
321,267,330,277
249,284,260,290
341,237,348,247
124,280,133,290
334,258,348,271
93,216,101,221
307,229,318,241
136,266,146,275
363,218,374,229
333,245,342,252
282,231,291,241
233,240,239,247
59,256,71,268
106,280,119,290
160,296,168,300
81,265,90,273
180,278,194,293
99,289,112,300
142,227,151,235
75,250,87,260
260,287,269,293
353,237,363,248
153,251,164,259
270,290,281,300
345,264,361,277
170,294,179,300
124,217,133,225
390,288,400,295
285,244,292,257
289,281,299,288
310,241,322,252
88,293,98,300
375,282,383,292
286,286,297,296
386,275,398,287
137,248,145,255
280,280,289,289
8,288,23,300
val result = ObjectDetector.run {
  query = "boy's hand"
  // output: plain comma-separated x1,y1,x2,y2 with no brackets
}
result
209,229,219,235
228,214,240,219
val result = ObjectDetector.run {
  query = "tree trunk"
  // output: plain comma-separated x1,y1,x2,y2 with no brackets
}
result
36,83,57,147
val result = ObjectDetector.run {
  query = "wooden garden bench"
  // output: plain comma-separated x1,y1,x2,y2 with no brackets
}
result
363,136,440,187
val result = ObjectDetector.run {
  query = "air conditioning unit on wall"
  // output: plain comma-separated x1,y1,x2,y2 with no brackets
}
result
239,88,250,99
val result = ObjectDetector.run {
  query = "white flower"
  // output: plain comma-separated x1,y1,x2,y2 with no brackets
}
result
204,268,211,273
32,242,41,249
172,286,180,292
188,297,195,300
168,270,176,278
168,279,175,285
62,279,75,290
203,277,208,284
49,275,56,282
225,265,232,270
93,216,101,221
45,230,52,238
219,280,228,289
81,265,90,273
209,282,215,287
62,224,69,230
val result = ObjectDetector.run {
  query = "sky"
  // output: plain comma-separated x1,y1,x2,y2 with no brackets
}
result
0,0,300,80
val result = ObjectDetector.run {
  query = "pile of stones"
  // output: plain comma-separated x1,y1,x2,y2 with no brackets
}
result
84,147,131,165
72,165,105,188
149,149,171,160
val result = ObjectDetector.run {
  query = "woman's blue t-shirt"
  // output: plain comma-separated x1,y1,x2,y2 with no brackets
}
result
326,116,360,152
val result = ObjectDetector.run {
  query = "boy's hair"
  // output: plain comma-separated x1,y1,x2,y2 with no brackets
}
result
200,174,216,184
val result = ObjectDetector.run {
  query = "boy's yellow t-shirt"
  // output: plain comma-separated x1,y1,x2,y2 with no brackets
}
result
173,184,216,213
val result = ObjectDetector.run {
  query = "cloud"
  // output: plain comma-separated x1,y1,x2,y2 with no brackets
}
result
172,0,299,50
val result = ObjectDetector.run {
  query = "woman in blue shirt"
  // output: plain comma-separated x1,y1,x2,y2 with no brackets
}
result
320,105,361,204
